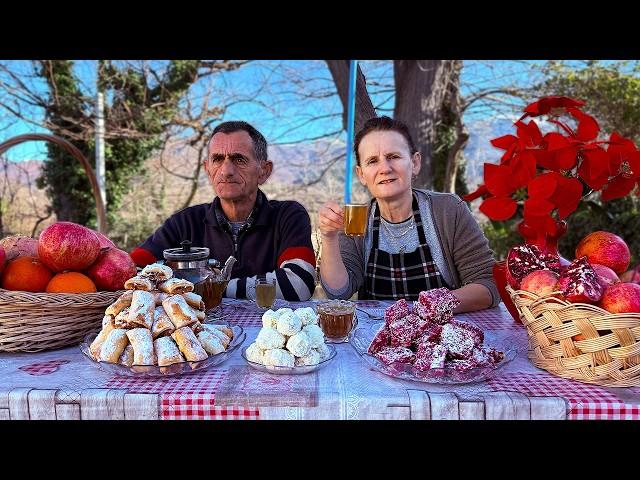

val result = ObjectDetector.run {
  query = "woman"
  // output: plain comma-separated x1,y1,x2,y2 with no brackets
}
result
318,116,498,313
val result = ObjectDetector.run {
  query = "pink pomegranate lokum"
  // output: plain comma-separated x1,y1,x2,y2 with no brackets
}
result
413,288,460,324
384,299,410,324
389,317,419,347
368,325,391,355
414,341,447,371
449,319,484,345
440,323,475,360
376,346,416,365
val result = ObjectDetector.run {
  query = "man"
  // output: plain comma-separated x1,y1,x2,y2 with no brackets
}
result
131,121,317,301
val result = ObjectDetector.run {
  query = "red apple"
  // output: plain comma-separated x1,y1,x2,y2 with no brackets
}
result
575,231,631,274
599,282,640,314
38,222,101,272
591,263,621,290
86,247,137,291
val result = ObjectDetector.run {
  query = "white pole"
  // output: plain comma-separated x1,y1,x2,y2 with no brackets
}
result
95,90,107,211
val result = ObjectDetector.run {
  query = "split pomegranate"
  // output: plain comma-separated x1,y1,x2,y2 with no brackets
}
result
556,256,604,304
506,244,562,289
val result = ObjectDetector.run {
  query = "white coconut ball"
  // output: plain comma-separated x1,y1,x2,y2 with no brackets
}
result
263,348,295,367
261,309,278,328
245,342,266,364
276,311,303,336
302,324,325,348
286,331,312,357
255,327,286,350
315,343,331,360
295,307,318,326
295,349,321,366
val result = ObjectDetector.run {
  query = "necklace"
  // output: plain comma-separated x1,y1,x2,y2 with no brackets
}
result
381,216,415,238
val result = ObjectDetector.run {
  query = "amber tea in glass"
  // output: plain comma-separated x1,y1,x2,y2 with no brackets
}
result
255,278,276,309
194,278,228,311
344,204,368,236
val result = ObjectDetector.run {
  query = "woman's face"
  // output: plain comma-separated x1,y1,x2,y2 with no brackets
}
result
355,130,421,201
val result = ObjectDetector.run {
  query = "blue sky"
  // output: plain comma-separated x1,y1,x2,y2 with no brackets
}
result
0,60,564,161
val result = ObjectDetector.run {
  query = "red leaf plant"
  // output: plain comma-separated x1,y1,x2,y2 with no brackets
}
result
464,96,640,240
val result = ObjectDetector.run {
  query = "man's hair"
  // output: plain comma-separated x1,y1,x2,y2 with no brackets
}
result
209,121,268,163
353,116,418,165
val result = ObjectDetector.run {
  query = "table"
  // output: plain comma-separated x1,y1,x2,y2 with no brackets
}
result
1,299,639,420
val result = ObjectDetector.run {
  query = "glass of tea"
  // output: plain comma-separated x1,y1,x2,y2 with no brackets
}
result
316,299,357,343
344,204,368,236
255,278,276,309
194,276,229,312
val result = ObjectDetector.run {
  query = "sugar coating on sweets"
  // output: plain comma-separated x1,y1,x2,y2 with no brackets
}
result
415,288,460,324
375,346,415,365
440,323,475,360
384,299,410,324
295,349,321,366
295,307,318,326
368,325,391,354
246,342,266,364
263,348,295,367
255,327,286,350
286,331,312,357
276,311,303,336
302,324,325,348
261,309,279,328
314,343,331,360
450,319,484,345
414,320,442,343
389,318,418,347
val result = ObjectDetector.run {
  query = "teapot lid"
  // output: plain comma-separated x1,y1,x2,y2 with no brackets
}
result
163,240,210,262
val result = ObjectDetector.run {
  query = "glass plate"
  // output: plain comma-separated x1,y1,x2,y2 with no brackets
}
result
356,307,385,320
350,321,516,384
205,304,237,321
79,325,246,377
240,344,337,375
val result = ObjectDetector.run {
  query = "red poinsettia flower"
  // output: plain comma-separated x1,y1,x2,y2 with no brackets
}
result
465,95,640,235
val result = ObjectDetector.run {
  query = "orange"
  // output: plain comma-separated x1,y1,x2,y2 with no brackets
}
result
1,256,54,292
45,271,97,293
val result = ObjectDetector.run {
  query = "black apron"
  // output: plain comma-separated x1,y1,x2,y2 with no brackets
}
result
365,194,449,300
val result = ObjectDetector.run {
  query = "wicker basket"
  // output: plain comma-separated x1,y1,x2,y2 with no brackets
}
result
507,285,640,387
0,288,124,353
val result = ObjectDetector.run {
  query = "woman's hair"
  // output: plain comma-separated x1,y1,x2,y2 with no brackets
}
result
353,116,418,165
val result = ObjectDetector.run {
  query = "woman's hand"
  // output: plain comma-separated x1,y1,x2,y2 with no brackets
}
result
318,201,344,239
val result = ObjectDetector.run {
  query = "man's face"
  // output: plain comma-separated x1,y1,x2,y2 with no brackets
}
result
205,131,272,202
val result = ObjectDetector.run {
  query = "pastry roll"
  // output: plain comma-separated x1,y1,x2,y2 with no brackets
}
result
99,329,129,363
152,306,175,339
105,290,134,317
154,336,184,367
207,323,233,340
171,327,208,361
202,324,231,348
158,277,194,294
124,275,155,291
90,323,115,359
153,291,170,305
102,314,115,329
197,330,225,355
114,307,130,329
187,304,206,321
127,290,155,329
126,328,156,365
162,295,198,328
191,321,205,334
118,344,134,367
182,292,205,310
140,263,173,282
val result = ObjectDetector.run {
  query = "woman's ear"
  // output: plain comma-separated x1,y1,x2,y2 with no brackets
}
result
356,164,366,186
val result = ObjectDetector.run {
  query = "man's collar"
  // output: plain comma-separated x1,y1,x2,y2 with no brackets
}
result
204,189,273,227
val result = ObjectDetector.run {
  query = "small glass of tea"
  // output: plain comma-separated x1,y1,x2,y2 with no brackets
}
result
255,277,276,309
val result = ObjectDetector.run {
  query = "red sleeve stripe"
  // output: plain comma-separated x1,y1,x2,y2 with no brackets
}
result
130,247,157,267
278,246,316,268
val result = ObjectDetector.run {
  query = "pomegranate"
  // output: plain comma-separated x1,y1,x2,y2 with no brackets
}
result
38,222,101,272
599,282,640,314
506,244,562,288
0,235,39,261
92,229,116,249
520,270,560,297
86,247,137,291
575,231,631,274
591,264,621,290
0,245,5,276
620,268,640,283
556,256,604,304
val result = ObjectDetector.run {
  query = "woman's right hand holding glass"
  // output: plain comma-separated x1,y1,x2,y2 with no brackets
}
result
318,201,344,239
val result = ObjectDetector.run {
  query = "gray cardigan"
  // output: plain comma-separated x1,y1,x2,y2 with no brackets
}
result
322,189,500,307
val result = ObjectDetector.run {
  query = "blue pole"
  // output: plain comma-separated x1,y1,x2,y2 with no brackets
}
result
344,60,358,204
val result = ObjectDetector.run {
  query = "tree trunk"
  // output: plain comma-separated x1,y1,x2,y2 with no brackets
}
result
443,61,468,193
394,60,459,190
326,60,377,132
